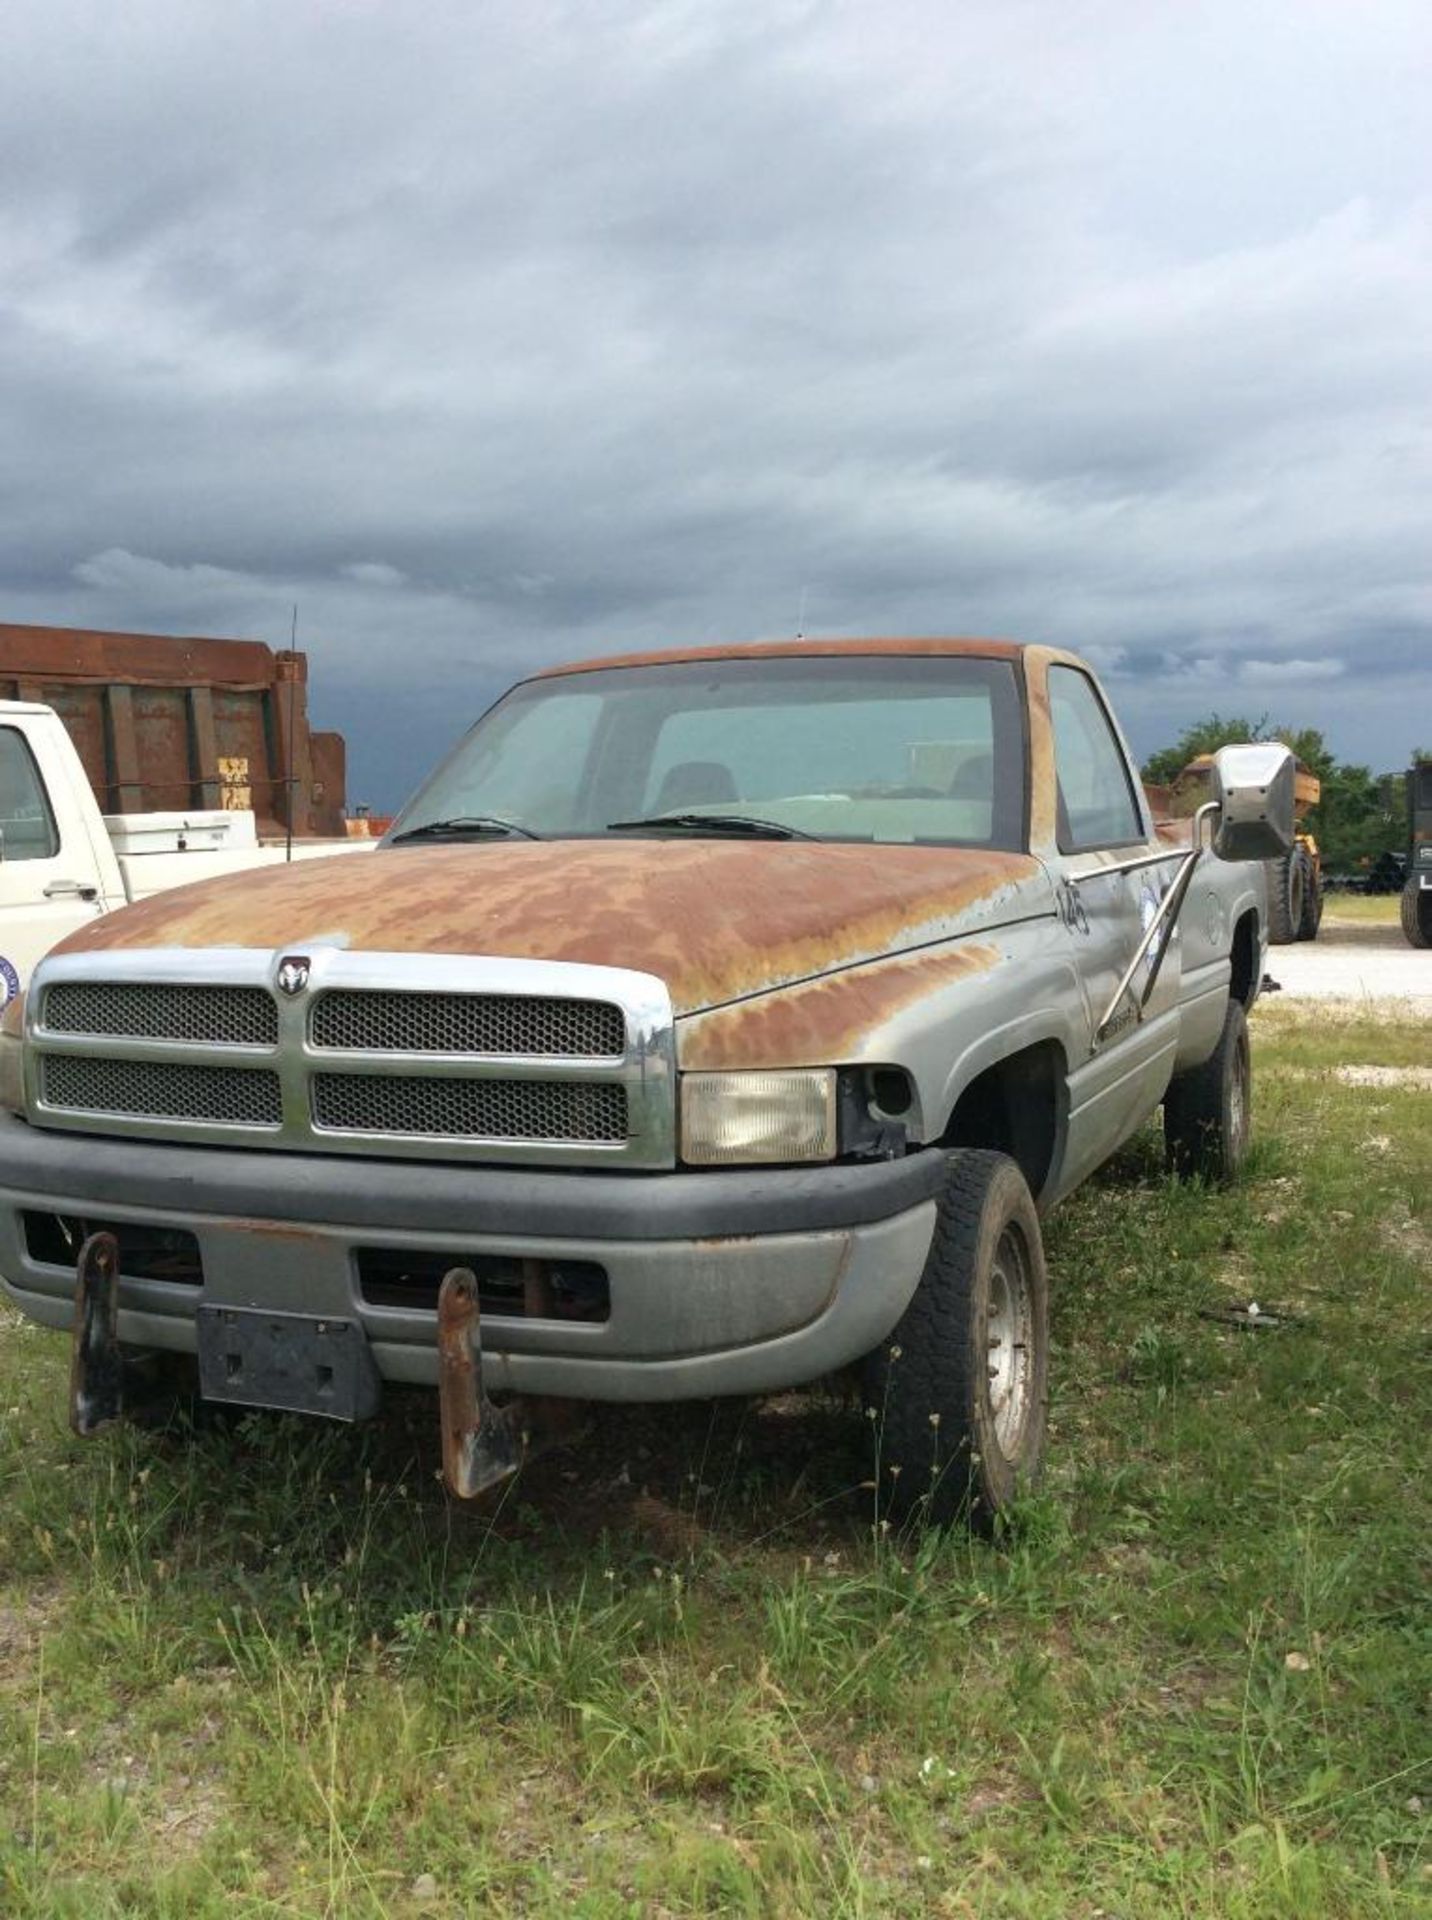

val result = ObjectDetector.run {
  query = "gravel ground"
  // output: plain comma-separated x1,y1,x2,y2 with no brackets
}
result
1263,918,1432,1002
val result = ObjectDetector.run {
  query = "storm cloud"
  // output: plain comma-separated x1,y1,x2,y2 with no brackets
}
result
2,0,1429,804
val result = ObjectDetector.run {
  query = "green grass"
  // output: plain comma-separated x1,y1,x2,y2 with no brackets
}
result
1,1004,1428,1916
1319,894,1401,926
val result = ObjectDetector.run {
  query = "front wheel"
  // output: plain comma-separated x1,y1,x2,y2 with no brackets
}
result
861,1151,1048,1528
1164,998,1250,1182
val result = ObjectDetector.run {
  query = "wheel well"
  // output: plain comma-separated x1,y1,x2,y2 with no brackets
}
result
940,1041,1064,1204
1230,908,1259,1008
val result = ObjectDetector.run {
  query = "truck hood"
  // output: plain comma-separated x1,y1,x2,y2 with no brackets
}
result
52,839,1045,1015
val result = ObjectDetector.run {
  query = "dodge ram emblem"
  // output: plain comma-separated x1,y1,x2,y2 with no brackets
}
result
276,955,311,996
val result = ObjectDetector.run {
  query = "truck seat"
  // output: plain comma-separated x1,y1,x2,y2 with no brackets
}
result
653,760,739,812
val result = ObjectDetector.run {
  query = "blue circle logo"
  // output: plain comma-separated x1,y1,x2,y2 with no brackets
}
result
0,957,19,1010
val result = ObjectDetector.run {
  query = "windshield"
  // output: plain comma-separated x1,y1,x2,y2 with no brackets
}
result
386,654,1027,849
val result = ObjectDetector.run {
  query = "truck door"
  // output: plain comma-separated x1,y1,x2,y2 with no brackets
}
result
1045,666,1182,1190
0,723,104,1008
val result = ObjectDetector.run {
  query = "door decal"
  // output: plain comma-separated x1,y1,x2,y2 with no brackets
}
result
1138,880,1165,973
1058,881,1090,935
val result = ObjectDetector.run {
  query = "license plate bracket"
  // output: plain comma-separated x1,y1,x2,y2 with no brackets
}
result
196,1306,381,1421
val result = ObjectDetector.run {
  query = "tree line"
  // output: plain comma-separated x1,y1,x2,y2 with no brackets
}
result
1141,715,1422,872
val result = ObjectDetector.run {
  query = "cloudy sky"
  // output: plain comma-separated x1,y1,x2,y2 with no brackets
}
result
2,0,1429,807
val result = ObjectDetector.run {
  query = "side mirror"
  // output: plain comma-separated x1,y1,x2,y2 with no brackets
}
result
1210,743,1297,862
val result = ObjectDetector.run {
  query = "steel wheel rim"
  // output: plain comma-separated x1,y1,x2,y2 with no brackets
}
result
986,1225,1033,1455
1229,1033,1249,1154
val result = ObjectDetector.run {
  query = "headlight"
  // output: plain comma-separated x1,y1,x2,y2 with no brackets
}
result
680,1069,837,1166
0,991,26,1116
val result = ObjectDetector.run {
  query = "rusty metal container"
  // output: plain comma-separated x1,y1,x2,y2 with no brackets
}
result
0,623,347,836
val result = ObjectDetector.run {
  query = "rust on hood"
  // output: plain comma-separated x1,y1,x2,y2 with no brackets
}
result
54,840,1037,1015
679,940,1001,1070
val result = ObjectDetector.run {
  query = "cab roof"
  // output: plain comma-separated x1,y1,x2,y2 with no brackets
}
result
534,636,1027,678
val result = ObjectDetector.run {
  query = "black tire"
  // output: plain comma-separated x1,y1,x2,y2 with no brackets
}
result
1295,854,1322,941
861,1150,1048,1528
1164,998,1250,1183
1263,848,1303,945
1402,878,1432,949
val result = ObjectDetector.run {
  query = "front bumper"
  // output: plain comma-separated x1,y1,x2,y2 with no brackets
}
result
0,1113,941,1403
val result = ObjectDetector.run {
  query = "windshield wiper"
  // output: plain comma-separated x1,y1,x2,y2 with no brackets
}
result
604,812,815,841
389,814,542,844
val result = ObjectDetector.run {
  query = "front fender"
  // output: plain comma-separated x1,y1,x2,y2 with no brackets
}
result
677,912,1086,1148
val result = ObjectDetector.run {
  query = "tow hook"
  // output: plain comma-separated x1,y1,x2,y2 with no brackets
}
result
436,1263,585,1499
70,1231,124,1435
68,1236,576,1488
436,1266,529,1498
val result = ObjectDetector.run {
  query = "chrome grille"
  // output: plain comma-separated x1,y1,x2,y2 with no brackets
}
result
44,981,277,1047
312,1073,628,1142
310,989,624,1058
41,1054,283,1126
26,951,674,1167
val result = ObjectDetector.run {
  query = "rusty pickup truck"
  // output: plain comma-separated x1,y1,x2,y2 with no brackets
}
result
0,640,1295,1522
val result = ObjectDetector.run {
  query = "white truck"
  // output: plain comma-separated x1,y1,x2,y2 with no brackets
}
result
0,700,369,1009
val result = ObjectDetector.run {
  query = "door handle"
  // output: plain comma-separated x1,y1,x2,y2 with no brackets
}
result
43,879,100,903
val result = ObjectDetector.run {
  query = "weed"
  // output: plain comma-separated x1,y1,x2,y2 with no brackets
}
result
0,1005,1428,1914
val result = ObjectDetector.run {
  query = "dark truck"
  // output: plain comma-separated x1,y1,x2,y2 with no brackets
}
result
1400,758,1432,948
0,640,1295,1523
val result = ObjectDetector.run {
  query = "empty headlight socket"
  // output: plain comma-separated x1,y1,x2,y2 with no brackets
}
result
838,1066,912,1160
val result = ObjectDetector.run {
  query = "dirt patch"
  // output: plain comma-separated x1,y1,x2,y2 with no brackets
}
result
1255,994,1429,1024
150,1780,227,1854
0,1583,65,1669
1335,1064,1432,1090
83,1685,230,1860
1250,1174,1301,1225
87,1758,228,1862
1268,1062,1432,1092
1259,922,1432,1003
1376,1196,1432,1270
1309,924,1407,949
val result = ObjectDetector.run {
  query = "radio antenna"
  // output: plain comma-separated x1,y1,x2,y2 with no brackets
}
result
285,604,298,863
